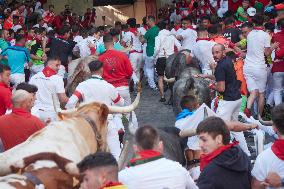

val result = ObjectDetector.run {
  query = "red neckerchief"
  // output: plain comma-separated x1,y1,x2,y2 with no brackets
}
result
26,35,34,41
128,150,163,167
100,182,124,189
14,43,24,47
200,141,239,171
129,27,138,36
143,25,149,30
254,27,264,31
271,139,284,160
196,37,211,42
42,66,57,77
7,37,14,42
174,25,181,31
57,35,66,40
12,108,32,118
234,21,242,27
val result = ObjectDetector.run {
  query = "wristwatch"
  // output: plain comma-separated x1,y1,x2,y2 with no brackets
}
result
281,177,284,187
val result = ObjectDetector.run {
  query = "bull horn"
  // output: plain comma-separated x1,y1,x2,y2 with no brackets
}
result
108,91,141,114
164,76,176,83
59,108,77,114
179,128,196,138
108,82,142,114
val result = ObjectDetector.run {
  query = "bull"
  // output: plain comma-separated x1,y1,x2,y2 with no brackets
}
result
66,55,98,96
164,50,211,115
0,152,80,189
0,91,141,188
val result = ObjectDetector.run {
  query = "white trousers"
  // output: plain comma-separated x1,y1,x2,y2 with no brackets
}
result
244,66,267,93
144,56,157,89
216,98,251,156
272,72,284,105
129,52,143,81
116,86,138,128
10,73,25,87
107,119,121,161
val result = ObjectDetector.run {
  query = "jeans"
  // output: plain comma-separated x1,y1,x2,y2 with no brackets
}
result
272,72,284,105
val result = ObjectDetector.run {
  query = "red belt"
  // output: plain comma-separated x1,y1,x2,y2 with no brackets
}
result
129,50,143,54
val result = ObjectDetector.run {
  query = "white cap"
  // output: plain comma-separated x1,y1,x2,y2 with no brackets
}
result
247,7,256,17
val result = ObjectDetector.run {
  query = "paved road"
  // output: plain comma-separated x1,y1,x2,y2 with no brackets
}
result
133,83,176,128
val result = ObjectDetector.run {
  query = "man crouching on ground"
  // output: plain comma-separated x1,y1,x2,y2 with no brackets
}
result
197,117,251,189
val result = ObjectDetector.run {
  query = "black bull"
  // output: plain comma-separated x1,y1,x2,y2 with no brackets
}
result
165,49,211,115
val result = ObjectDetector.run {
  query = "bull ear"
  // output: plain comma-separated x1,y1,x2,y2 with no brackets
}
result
99,104,109,124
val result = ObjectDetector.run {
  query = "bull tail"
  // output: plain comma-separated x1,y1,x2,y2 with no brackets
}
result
13,152,79,176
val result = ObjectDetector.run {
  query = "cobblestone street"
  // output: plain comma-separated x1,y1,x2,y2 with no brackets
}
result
133,83,176,128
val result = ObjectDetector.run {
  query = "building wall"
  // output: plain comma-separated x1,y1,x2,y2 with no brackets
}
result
46,0,146,26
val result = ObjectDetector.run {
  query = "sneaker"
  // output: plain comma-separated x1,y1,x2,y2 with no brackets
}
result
244,108,251,118
159,97,166,102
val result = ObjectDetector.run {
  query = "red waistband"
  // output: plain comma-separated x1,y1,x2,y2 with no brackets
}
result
129,50,143,54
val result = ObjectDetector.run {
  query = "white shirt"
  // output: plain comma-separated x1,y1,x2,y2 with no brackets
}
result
175,103,217,150
193,39,216,73
245,30,271,69
138,27,147,36
171,27,183,36
12,24,22,32
252,147,284,189
179,28,197,51
65,75,124,109
30,72,65,111
119,158,198,189
73,35,83,44
123,30,142,52
153,29,181,58
33,23,48,29
75,38,92,58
